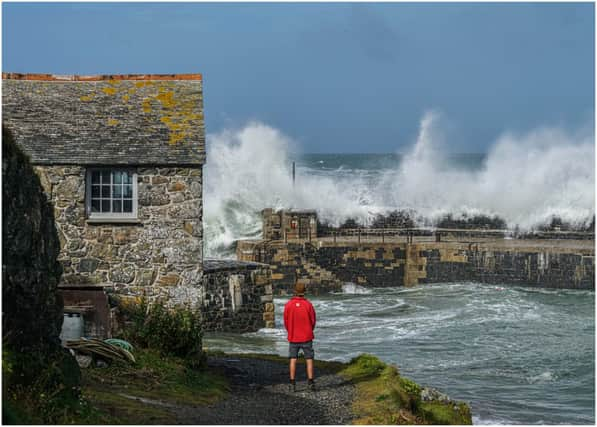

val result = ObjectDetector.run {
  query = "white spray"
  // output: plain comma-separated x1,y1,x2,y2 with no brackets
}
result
204,115,594,257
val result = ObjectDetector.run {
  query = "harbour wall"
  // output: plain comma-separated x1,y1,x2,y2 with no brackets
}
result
236,239,594,293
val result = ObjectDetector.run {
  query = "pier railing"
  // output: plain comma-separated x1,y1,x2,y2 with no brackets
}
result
285,227,594,243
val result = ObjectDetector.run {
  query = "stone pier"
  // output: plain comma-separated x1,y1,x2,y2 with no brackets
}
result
237,236,594,294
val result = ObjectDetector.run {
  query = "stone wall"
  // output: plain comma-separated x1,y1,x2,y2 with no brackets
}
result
202,260,273,332
420,244,595,289
237,239,595,292
34,165,204,305
2,127,64,353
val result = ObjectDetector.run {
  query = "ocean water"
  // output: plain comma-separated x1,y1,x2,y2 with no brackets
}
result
204,283,595,425
202,118,595,424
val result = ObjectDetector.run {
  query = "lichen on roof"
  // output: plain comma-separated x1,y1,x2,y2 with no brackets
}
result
2,73,205,165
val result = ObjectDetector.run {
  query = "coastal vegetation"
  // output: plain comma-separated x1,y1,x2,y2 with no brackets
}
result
340,354,472,425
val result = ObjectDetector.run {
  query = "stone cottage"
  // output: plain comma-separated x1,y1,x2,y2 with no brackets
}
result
3,73,273,335
3,73,205,307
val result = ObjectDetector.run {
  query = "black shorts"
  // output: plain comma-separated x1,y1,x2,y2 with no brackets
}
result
288,341,315,359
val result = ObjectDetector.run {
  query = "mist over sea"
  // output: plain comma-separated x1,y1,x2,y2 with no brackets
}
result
202,115,595,424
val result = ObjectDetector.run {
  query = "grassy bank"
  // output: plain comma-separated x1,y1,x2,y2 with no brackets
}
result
80,348,228,424
340,354,472,424
4,348,229,425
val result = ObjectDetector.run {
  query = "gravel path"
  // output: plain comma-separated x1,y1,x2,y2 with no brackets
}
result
176,355,356,424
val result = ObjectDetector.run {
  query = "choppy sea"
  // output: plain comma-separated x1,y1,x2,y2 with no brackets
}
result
202,122,595,424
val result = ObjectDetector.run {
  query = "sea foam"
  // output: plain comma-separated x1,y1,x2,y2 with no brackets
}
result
204,115,594,257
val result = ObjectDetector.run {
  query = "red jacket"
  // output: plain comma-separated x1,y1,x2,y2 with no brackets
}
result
283,296,316,343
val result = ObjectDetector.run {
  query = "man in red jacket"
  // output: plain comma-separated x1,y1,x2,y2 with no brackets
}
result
283,281,317,392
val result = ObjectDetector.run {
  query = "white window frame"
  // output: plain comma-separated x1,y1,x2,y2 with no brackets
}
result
86,168,138,221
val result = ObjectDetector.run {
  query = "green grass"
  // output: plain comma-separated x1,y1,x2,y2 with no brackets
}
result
338,354,472,425
80,348,229,423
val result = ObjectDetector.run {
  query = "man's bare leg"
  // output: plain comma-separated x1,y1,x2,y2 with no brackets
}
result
289,358,297,381
306,358,314,380
306,359,316,391
289,358,297,392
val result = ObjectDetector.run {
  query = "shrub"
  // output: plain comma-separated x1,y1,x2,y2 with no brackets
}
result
118,298,204,363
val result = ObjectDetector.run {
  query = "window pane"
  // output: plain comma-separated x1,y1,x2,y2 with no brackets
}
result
113,185,122,198
91,171,101,184
101,171,110,184
113,171,122,184
123,172,133,184
91,185,100,197
123,200,133,213
91,199,100,212
113,200,122,213
123,185,132,198
101,185,111,198
101,200,111,212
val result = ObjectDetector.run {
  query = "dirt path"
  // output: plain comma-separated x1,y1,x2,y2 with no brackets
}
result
174,355,356,424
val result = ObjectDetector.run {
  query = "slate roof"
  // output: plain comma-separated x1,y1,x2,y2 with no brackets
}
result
2,73,205,166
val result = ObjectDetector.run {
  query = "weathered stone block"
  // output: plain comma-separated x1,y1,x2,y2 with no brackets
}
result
158,273,180,286
55,175,84,201
138,183,171,206
137,268,156,286
170,193,185,203
183,221,194,235
151,176,169,185
97,230,113,243
168,181,186,192
78,258,98,273
110,264,136,284
168,201,200,219
260,294,273,302
90,243,117,260
114,229,136,245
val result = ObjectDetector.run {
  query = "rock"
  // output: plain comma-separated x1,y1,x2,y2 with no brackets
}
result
420,386,453,403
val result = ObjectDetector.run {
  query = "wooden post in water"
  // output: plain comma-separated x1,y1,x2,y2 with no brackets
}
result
358,229,361,244
382,230,385,243
333,231,336,244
